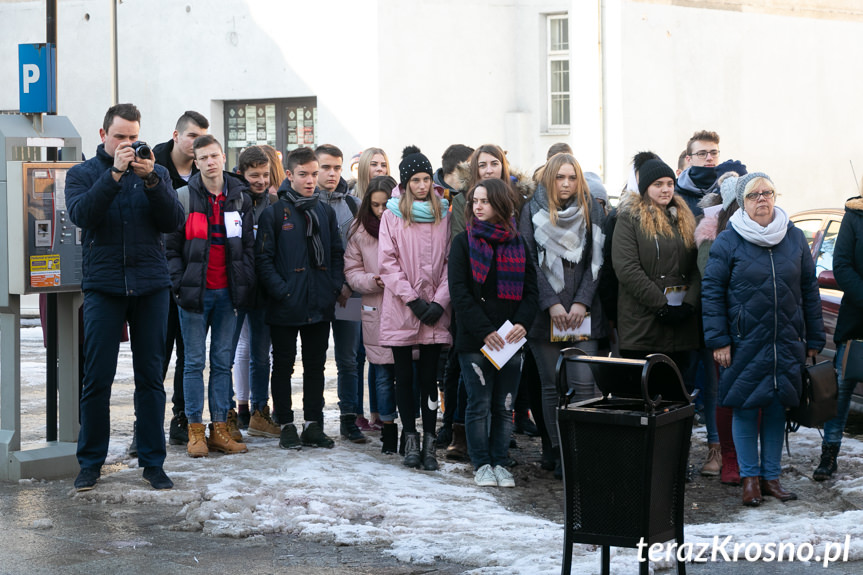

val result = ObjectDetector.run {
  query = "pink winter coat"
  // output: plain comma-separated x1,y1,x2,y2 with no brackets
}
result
378,194,453,347
344,223,394,365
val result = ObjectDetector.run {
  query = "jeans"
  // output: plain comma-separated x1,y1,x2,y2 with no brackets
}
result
393,345,441,433
459,351,521,469
373,363,397,421
78,289,168,471
367,362,379,415
179,288,237,424
733,396,786,480
270,321,329,424
530,337,600,449
232,308,272,412
332,319,361,415
823,341,858,447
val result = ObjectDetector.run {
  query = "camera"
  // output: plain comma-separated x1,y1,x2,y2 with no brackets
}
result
130,141,152,159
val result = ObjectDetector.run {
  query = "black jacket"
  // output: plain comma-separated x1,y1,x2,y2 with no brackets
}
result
66,144,183,296
448,231,539,353
166,172,255,312
834,197,863,343
153,140,199,190
244,188,279,309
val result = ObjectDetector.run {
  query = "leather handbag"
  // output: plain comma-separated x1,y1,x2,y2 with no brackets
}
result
788,359,838,428
841,339,863,382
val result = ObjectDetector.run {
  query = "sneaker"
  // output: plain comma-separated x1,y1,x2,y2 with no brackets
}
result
279,424,302,450
355,415,374,432
368,417,384,432
226,409,243,442
493,465,515,488
237,408,251,430
248,406,281,438
301,421,335,448
187,422,209,458
169,412,189,446
208,422,248,454
74,467,100,492
474,464,497,487
142,466,173,490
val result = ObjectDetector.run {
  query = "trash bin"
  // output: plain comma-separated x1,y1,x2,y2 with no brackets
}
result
555,349,694,575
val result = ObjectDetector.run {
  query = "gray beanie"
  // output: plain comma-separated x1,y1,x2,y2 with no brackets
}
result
584,172,608,204
717,172,739,211
735,172,773,208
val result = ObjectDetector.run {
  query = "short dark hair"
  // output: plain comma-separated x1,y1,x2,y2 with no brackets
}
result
315,144,343,160
176,110,209,133
441,144,474,175
192,134,222,156
286,147,318,172
677,149,688,171
546,142,573,160
102,103,140,133
238,146,269,174
686,130,720,155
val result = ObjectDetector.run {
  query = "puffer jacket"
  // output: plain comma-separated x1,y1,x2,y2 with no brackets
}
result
255,182,344,326
166,172,255,312
153,139,198,190
702,222,825,409
344,223,393,364
378,186,452,347
66,144,183,296
611,192,700,352
833,197,863,344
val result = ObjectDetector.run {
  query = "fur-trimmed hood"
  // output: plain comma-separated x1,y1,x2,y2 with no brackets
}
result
617,190,697,249
452,161,537,200
846,196,863,212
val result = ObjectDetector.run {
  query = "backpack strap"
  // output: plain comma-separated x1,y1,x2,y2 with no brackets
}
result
176,185,190,216
347,194,359,217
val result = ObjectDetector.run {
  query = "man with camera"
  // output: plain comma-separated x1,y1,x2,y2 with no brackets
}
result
66,103,184,491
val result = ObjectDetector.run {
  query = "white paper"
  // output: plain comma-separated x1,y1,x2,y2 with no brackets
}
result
224,211,243,238
664,285,688,307
550,314,591,342
480,320,526,370
334,296,362,322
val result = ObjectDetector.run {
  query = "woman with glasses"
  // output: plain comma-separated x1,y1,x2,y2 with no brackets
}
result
702,172,824,507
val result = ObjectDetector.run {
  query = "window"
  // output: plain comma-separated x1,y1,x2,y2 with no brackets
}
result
547,14,570,129
792,219,823,250
816,219,842,274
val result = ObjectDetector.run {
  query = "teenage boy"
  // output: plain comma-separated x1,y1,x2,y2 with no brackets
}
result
256,147,343,450
675,130,721,218
166,135,255,457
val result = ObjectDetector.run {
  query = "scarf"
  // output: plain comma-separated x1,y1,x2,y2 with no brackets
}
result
282,188,325,267
468,218,525,301
730,205,789,247
361,212,381,239
386,196,450,223
689,166,718,190
529,185,605,293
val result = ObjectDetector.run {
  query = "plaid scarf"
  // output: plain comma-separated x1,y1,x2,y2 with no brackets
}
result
468,218,525,301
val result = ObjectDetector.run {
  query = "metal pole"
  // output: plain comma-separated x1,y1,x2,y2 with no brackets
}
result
45,0,59,442
110,0,118,104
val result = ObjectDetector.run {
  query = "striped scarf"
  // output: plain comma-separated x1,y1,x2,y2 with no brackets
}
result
468,218,525,301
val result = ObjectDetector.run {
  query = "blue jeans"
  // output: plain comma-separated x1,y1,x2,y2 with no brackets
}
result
179,288,237,424
78,289,168,471
459,352,521,469
367,361,379,415
373,363,397,421
332,319,361,415
732,396,785,480
823,341,858,447
232,308,271,412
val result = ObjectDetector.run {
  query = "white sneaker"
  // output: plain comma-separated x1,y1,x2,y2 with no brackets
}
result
493,465,515,488
474,464,498,486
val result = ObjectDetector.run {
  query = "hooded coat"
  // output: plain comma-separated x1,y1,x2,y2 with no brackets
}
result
834,197,863,344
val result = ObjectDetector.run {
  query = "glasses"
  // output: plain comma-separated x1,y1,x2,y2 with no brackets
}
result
745,190,775,201
689,150,720,159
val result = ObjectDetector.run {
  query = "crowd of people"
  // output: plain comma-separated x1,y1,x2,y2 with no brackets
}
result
66,103,857,509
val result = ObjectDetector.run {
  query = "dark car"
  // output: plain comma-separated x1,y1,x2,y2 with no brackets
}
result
790,208,862,411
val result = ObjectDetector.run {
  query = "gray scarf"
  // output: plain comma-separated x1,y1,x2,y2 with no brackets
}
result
282,189,326,268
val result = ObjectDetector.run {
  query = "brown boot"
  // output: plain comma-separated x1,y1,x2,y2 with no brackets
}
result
208,422,248,454
248,405,281,438
226,409,243,442
446,423,468,461
186,422,209,458
700,443,722,476
741,476,762,507
760,478,798,502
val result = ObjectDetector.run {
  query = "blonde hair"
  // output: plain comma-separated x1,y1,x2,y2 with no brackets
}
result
540,153,591,228
356,147,390,199
399,176,443,226
261,145,285,189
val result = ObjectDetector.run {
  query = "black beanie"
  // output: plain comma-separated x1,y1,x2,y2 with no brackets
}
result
637,159,676,196
398,145,434,186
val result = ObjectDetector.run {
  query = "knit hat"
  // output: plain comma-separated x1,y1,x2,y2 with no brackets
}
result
637,159,676,196
717,172,739,211
715,159,747,180
398,145,434,186
735,172,773,208
584,172,608,204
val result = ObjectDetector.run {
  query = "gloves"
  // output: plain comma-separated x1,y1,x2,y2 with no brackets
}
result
420,302,444,326
407,299,430,320
656,303,695,325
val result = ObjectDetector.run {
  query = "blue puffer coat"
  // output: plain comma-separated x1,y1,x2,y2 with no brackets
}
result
702,223,825,409
67,144,184,296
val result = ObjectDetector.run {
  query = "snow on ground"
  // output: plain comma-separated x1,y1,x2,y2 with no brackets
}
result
5,324,863,573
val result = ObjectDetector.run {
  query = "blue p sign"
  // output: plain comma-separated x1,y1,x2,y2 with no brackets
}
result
19,43,56,114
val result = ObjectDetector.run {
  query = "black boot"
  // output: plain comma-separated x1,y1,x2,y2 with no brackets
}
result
421,432,439,471
814,443,840,481
514,410,539,436
403,431,421,468
340,414,368,444
381,423,398,454
435,423,452,448
169,412,188,445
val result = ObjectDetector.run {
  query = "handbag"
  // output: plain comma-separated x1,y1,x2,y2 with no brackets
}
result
841,339,863,382
788,359,838,428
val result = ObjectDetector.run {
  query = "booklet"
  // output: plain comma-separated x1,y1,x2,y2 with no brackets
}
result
550,314,591,343
480,320,527,370
334,296,362,322
664,285,688,307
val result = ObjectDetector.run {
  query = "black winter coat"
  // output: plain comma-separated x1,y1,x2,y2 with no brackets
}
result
165,172,256,312
66,144,183,296
833,197,863,343
153,140,198,190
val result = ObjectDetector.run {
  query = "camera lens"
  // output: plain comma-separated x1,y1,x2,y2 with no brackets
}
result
136,144,152,159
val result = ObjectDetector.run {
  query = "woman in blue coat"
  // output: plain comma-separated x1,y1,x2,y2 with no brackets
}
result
702,172,825,507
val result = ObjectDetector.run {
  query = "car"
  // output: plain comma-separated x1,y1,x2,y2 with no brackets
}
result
790,208,862,412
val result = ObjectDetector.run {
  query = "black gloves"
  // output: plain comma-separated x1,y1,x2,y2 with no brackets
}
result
407,299,430,320
420,302,444,326
656,303,695,325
